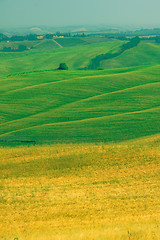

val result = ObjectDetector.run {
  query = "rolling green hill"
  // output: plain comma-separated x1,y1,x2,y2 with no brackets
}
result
0,40,160,145
0,41,122,75
0,64,160,145
32,39,59,50
0,40,38,50
100,42,160,68
55,37,88,47
1,41,160,76
0,38,160,240
0,36,113,52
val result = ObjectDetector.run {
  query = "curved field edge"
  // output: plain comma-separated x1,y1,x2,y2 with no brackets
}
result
0,136,160,240
1,106,159,144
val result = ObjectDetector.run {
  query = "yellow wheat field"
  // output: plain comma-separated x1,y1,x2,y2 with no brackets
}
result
0,136,160,239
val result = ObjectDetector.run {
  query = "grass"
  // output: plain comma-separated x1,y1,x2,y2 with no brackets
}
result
33,39,59,50
0,40,122,75
0,39,160,239
0,40,39,50
0,36,110,52
0,135,160,239
55,36,110,46
1,41,160,75
55,37,88,47
100,42,160,69
0,64,160,144
83,36,110,44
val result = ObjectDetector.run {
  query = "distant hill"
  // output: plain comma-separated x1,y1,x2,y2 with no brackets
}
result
0,41,122,75
72,27,87,32
100,42,160,69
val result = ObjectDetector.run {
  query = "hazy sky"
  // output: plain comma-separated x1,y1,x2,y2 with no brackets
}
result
1,0,160,28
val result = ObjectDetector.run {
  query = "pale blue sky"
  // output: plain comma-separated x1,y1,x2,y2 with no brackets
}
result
1,0,160,27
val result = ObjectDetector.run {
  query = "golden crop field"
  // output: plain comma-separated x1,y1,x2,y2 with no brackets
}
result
1,135,160,240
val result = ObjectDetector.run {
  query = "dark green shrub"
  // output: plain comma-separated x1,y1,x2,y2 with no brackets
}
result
57,63,68,70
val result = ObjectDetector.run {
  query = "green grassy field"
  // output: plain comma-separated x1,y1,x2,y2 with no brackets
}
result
100,42,160,69
0,40,38,50
55,37,88,47
0,41,122,75
0,39,160,239
0,36,111,51
0,64,160,144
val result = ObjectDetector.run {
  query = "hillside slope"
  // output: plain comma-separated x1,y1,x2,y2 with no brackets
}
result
0,65,160,144
0,41,122,75
1,137,160,239
100,42,160,69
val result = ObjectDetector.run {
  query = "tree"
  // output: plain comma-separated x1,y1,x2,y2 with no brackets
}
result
17,45,27,52
45,34,54,39
26,34,37,41
56,31,61,37
155,36,160,43
57,63,68,70
121,36,140,51
2,47,12,52
10,35,25,41
0,33,8,42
